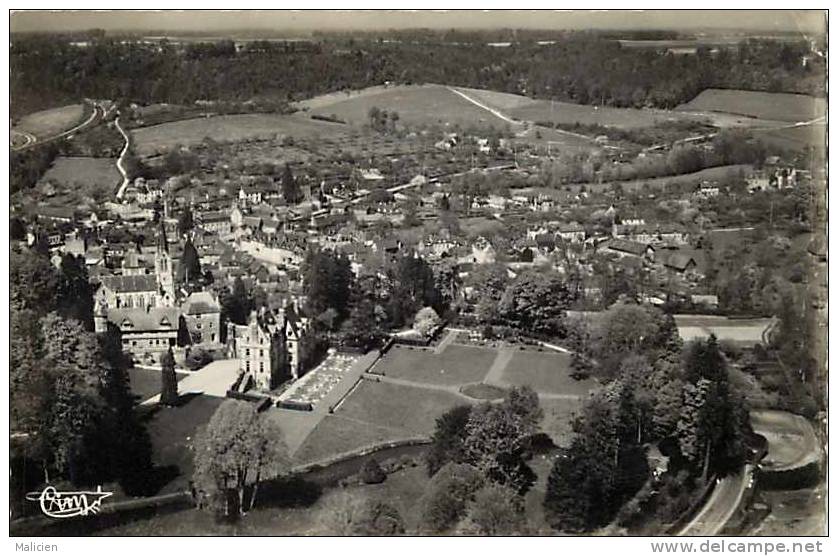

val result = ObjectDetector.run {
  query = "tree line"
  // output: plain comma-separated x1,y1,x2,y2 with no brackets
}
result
10,247,154,517
11,33,822,118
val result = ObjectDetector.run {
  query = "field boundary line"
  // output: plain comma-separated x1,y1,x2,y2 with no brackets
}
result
447,86,518,124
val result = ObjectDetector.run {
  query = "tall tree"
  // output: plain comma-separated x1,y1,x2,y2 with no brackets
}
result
178,238,202,283
282,163,303,204
193,400,290,518
160,347,179,406
426,405,472,476
221,277,251,325
177,205,194,235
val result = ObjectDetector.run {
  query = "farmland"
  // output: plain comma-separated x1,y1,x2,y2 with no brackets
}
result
131,113,348,156
752,123,826,152
307,84,512,129
12,103,85,139
677,89,826,123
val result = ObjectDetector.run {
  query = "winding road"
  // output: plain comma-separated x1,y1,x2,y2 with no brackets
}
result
677,466,754,536
114,114,132,199
10,100,106,152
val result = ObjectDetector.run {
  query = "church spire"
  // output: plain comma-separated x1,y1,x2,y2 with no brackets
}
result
157,217,168,254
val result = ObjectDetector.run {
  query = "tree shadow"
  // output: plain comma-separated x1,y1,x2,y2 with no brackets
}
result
254,475,323,509
125,464,182,497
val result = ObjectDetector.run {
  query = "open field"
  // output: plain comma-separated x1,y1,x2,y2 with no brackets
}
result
752,123,826,152
500,350,596,396
677,89,826,123
371,344,497,386
39,156,121,195
308,84,511,129
13,104,85,138
131,113,347,156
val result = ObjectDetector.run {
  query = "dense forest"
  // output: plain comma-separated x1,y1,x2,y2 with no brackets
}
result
10,31,823,117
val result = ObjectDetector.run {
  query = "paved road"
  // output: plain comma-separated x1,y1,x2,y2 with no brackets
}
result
677,466,753,536
751,410,821,472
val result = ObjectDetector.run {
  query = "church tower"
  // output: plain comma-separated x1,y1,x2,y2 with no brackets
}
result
155,219,176,305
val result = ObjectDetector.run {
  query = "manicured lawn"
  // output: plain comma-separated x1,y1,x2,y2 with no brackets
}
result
460,382,507,400
132,113,347,156
128,367,188,403
337,379,468,437
292,414,407,466
372,344,497,386
500,350,596,396
14,104,85,137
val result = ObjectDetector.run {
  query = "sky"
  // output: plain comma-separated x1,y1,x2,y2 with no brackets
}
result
9,10,827,36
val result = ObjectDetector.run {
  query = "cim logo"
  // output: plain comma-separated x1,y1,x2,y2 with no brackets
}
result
25,485,113,518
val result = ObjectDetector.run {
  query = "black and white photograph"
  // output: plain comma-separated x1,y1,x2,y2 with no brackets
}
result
6,6,829,544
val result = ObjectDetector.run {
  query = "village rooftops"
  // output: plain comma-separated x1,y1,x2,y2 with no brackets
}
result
182,291,221,315
100,274,159,293
107,306,181,332
606,239,654,257
657,251,697,272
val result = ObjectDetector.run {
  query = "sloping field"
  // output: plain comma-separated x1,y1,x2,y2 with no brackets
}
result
13,104,85,138
455,86,704,129
677,89,826,123
131,113,347,156
308,84,510,129
752,123,826,152
40,156,122,194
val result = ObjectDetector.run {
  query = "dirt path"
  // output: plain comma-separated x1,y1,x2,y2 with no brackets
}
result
114,115,132,199
447,86,518,124
483,345,515,385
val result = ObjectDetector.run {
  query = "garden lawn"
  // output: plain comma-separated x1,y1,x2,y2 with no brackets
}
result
336,379,468,437
371,344,497,386
500,350,596,396
292,414,409,466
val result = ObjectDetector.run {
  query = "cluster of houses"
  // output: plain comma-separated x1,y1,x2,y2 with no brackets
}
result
20,145,815,401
